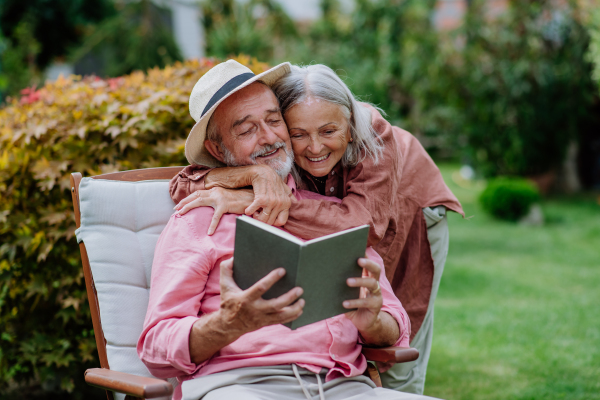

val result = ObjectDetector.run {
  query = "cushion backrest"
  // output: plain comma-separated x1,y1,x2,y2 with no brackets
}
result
75,177,178,400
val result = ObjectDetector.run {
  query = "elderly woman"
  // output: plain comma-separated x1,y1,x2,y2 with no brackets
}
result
170,64,463,394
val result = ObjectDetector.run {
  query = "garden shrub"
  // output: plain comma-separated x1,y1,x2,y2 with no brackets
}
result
479,177,541,222
457,0,596,177
0,55,269,398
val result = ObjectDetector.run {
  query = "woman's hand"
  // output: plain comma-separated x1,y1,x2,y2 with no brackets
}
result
174,188,254,235
244,164,295,227
344,256,399,347
344,256,383,332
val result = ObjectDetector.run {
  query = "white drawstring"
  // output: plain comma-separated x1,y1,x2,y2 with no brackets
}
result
292,364,312,400
316,372,325,400
292,364,326,400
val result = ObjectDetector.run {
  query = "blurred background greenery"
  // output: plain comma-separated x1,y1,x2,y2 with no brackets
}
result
0,0,599,399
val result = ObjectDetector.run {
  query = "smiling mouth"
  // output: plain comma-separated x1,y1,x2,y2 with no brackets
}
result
307,153,330,162
258,148,279,158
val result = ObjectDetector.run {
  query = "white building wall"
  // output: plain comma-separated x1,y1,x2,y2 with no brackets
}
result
266,0,322,21
170,0,204,59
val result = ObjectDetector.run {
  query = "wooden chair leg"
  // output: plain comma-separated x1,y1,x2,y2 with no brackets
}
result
366,363,382,388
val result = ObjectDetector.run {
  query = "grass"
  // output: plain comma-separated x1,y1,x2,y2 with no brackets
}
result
423,165,600,400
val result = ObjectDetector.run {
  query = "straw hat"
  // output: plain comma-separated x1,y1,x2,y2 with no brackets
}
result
185,60,291,167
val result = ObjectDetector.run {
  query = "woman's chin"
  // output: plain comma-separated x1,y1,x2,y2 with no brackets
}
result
303,167,331,178
300,154,335,177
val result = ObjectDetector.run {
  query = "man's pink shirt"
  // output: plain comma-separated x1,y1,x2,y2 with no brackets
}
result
137,178,410,400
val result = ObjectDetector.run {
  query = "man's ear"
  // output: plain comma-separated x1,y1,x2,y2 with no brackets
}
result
204,139,226,163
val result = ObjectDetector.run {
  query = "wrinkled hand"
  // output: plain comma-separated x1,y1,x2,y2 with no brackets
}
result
218,258,305,335
244,165,294,227
344,256,383,333
174,188,254,235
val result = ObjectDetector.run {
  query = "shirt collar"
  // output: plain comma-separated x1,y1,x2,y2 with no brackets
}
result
297,162,343,194
286,174,298,197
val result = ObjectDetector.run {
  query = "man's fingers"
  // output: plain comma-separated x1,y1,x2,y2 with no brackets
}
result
252,209,271,224
266,208,278,226
271,299,305,325
273,209,289,227
207,208,225,235
219,258,239,292
262,287,303,312
245,198,263,216
245,268,286,300
271,196,291,225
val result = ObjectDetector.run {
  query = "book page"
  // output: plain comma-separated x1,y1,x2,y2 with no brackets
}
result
291,225,369,329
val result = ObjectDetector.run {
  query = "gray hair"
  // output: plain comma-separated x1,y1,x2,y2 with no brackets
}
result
206,114,221,144
271,64,384,167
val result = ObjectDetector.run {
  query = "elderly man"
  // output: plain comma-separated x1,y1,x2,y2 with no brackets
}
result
138,61,440,400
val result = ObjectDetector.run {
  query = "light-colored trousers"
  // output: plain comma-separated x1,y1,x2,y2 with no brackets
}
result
182,365,441,400
381,207,449,395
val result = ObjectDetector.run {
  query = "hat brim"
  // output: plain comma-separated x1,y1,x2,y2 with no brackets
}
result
184,62,292,168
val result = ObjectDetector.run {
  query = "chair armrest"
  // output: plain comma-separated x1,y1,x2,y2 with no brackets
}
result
84,368,173,398
362,346,419,364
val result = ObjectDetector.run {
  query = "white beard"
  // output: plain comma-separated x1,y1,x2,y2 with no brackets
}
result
222,141,295,181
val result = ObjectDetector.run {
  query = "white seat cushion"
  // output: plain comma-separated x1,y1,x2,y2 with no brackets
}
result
75,177,178,400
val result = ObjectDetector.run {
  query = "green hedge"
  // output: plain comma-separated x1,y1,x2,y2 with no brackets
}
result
0,56,269,398
479,177,541,221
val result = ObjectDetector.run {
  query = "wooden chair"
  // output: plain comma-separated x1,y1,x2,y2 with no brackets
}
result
70,167,419,400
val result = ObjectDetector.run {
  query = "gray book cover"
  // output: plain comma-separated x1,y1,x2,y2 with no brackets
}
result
232,215,369,329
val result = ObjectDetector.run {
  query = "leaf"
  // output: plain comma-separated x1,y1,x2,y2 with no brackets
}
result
0,56,260,392
61,296,81,311
105,125,121,138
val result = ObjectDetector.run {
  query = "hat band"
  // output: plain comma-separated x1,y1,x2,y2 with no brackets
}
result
201,72,256,118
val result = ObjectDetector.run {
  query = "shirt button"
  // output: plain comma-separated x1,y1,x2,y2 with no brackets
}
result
330,187,334,193
331,171,335,175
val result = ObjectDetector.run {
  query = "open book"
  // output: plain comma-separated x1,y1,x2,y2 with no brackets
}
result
232,215,369,329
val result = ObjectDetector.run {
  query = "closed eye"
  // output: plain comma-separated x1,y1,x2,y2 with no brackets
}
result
290,132,306,139
238,125,256,137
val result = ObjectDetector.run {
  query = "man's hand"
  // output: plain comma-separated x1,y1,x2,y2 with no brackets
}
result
174,188,254,235
203,164,293,227
189,258,304,365
218,257,305,335
244,164,294,227
344,256,399,347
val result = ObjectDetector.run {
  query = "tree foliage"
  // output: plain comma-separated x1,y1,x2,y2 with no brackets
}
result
0,56,269,399
0,19,41,101
587,6,600,90
201,0,297,61
0,0,115,68
201,0,597,178
71,0,183,78
283,0,458,154
457,0,596,177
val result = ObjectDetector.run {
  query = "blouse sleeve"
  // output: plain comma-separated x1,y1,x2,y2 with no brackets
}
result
284,106,401,247
169,164,214,204
137,215,215,378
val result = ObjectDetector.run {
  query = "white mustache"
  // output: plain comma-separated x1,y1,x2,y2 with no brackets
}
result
250,141,287,160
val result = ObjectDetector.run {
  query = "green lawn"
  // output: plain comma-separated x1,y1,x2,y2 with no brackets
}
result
424,165,600,400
